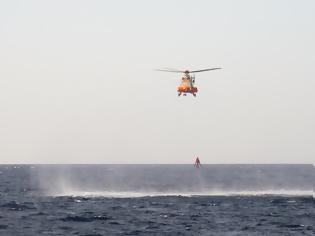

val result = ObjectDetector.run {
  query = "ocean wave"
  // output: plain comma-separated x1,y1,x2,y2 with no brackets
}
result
52,190,314,198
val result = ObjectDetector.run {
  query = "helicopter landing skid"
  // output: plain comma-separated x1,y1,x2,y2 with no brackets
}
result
178,92,196,97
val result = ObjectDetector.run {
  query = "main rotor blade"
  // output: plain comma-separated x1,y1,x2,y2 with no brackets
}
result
155,68,184,73
190,68,221,73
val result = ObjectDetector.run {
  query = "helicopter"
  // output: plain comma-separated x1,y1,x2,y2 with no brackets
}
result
157,67,221,97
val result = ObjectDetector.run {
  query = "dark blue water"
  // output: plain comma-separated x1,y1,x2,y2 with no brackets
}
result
0,165,314,235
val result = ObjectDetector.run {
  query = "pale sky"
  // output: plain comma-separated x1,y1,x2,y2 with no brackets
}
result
0,0,314,164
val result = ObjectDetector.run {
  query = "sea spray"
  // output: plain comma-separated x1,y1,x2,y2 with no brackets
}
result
34,164,313,197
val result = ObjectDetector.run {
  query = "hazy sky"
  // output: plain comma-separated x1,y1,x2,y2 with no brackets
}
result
0,0,314,164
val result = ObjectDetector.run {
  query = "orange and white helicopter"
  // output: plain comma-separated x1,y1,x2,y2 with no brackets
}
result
157,67,221,97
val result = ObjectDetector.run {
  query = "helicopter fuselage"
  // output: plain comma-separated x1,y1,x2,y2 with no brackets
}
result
177,73,198,96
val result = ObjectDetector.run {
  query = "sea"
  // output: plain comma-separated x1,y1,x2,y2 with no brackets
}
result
0,164,314,235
